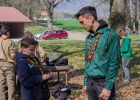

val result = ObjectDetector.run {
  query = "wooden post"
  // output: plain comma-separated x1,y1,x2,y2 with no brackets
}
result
65,70,68,85
57,72,60,83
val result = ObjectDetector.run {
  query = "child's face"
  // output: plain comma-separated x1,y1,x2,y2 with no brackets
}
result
22,45,36,57
119,31,126,39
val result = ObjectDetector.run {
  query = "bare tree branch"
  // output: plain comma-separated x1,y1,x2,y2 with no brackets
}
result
54,0,63,7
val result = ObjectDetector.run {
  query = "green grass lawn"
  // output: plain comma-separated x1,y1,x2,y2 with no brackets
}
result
128,34,140,40
25,26,46,35
53,20,86,32
30,20,86,33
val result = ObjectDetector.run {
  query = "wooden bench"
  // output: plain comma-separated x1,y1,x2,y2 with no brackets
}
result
42,65,73,85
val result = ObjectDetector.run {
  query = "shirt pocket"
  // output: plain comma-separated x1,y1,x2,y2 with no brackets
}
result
97,44,108,59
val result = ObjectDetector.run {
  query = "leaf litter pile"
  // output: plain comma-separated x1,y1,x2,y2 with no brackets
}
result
49,69,140,100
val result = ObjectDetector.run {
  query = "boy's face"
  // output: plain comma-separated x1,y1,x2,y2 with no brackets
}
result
22,45,36,57
78,15,94,31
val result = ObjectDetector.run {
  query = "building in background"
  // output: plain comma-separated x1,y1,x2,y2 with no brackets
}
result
0,6,31,38
39,11,48,20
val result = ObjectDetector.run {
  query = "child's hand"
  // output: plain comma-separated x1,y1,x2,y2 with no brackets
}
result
49,69,52,74
48,72,53,79
42,73,53,80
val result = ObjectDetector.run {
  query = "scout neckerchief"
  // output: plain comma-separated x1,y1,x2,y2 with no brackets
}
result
1,35,8,40
86,33,101,61
27,58,44,75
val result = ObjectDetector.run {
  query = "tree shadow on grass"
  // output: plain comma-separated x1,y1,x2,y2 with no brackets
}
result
43,44,85,57
129,40,140,78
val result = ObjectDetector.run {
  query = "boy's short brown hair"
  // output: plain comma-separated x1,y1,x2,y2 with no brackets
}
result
21,37,38,48
0,26,11,35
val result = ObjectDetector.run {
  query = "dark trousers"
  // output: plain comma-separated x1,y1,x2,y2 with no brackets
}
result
41,83,50,100
87,78,115,100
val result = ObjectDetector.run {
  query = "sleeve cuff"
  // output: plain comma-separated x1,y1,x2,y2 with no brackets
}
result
105,81,114,90
39,75,43,83
84,80,87,86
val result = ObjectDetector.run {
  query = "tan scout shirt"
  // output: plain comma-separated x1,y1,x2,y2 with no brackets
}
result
0,38,16,63
18,41,46,63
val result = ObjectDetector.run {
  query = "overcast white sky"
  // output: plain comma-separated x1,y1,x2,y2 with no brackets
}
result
54,0,110,19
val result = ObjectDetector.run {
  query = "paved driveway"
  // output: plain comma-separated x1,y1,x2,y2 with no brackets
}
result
66,31,88,40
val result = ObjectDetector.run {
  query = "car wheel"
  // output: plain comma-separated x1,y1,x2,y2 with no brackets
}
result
63,36,68,39
39,36,42,39
49,36,53,40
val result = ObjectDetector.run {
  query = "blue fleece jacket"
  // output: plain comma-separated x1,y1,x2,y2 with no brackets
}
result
16,53,47,100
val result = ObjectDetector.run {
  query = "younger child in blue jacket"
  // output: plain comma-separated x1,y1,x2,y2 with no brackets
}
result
16,37,53,100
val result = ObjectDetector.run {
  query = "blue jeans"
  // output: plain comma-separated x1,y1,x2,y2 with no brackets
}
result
87,78,115,100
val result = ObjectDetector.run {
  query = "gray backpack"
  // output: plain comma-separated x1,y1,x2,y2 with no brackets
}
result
45,53,68,66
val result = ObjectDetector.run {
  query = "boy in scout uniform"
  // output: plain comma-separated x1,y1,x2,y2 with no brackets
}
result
0,26,16,100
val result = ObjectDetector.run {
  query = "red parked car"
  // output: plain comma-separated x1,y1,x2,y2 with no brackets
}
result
42,30,68,40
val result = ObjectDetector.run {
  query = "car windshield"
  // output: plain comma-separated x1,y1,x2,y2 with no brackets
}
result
47,31,54,33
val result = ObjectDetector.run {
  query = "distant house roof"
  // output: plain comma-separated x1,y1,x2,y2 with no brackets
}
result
41,11,48,16
0,6,32,22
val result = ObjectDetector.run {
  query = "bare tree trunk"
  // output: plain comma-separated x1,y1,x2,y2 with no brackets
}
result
137,0,140,33
44,1,54,30
47,17,53,30
47,4,54,30
100,2,106,19
108,0,127,33
42,0,62,30
130,0,136,31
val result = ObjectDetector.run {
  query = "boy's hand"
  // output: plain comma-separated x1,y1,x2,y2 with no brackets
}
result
48,72,53,79
99,88,111,100
42,73,53,81
49,69,52,74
